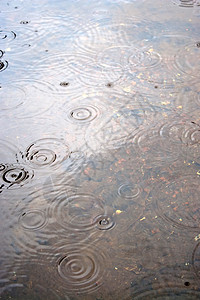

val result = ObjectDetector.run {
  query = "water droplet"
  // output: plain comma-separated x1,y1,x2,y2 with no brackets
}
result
1,164,34,189
51,193,105,232
20,21,30,24
118,183,140,199
94,215,115,230
60,81,69,87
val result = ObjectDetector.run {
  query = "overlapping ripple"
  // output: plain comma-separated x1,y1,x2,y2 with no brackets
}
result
159,119,200,163
0,164,34,191
0,79,57,118
19,209,47,231
98,45,161,71
31,53,124,88
152,175,200,230
0,83,25,113
0,139,19,164
133,114,190,167
74,18,154,55
54,243,109,294
133,288,200,299
175,42,200,78
133,34,194,87
50,193,105,232
20,138,70,169
85,93,170,151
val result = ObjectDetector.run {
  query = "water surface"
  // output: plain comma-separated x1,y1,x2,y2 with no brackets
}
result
0,0,200,299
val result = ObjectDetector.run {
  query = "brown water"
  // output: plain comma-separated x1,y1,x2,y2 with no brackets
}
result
0,0,200,299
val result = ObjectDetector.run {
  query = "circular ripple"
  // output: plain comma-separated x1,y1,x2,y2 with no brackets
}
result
0,83,25,112
0,59,8,72
74,19,154,55
118,183,140,199
0,79,58,118
56,244,107,293
52,194,105,232
98,46,161,70
154,175,200,230
19,210,47,231
2,26,40,55
94,215,115,230
159,120,194,144
29,53,124,87
1,164,34,189
193,242,200,278
0,0,24,12
175,43,200,78
21,138,70,169
0,284,61,300
86,95,169,151
159,120,200,162
71,55,124,87
0,139,20,164
69,105,99,123
159,120,200,144
171,88,200,112
61,91,124,130
135,34,193,87
0,50,4,58
134,126,182,167
172,0,200,7
133,288,200,299
0,30,16,43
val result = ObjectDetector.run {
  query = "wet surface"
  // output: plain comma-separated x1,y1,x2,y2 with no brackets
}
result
0,0,200,299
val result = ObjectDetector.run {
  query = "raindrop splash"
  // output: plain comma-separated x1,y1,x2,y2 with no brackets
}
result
20,138,70,169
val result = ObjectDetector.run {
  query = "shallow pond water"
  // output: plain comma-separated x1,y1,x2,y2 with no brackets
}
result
0,0,200,299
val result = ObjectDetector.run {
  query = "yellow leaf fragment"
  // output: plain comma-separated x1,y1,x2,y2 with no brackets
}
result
195,234,200,241
116,209,123,215
123,86,131,93
161,101,170,106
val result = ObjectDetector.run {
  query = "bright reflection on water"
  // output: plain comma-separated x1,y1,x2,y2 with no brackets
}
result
0,0,200,299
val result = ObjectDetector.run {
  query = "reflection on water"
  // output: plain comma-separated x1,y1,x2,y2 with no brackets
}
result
0,0,200,299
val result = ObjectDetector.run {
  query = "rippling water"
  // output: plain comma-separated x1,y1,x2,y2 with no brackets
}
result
0,0,200,299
